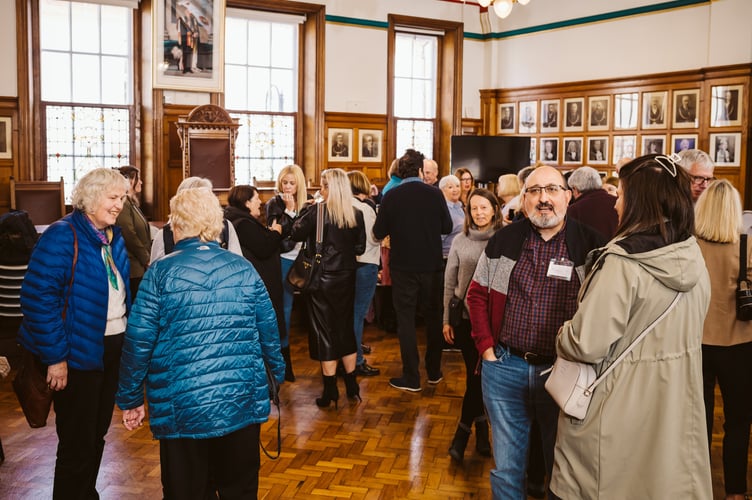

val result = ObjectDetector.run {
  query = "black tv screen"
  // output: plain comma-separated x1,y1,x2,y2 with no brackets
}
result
450,136,531,183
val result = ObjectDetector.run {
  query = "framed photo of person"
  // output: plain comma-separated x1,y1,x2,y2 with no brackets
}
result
529,138,537,165
540,99,559,132
154,0,225,92
671,134,698,154
642,91,668,129
328,128,353,162
0,117,11,160
499,103,516,133
614,93,638,130
710,85,743,127
587,137,608,165
709,133,741,166
672,89,699,129
562,138,583,164
519,101,537,134
358,129,382,163
641,135,666,155
539,138,559,163
563,97,584,132
612,135,637,165
588,96,610,131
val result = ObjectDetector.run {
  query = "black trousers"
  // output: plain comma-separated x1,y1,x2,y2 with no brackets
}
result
160,423,261,500
454,318,483,425
702,341,752,495
52,333,123,500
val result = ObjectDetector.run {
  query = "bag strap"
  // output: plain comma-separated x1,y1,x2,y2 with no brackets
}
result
587,291,682,394
315,203,325,245
63,222,78,320
738,234,748,284
260,360,281,460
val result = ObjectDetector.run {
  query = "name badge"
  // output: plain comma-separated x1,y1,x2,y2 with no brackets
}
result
547,258,574,281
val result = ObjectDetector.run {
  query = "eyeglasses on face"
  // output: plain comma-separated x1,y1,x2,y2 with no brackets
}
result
460,176,473,182
524,184,567,197
690,175,716,185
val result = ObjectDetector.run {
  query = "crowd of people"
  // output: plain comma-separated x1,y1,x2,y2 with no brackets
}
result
14,145,751,499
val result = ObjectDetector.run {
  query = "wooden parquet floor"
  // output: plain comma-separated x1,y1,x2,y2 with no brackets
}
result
0,320,749,499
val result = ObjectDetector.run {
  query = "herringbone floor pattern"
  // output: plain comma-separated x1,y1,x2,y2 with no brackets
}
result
0,320,748,499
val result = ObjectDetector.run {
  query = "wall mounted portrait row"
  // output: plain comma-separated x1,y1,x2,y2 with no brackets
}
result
327,128,383,163
527,133,741,167
499,85,743,134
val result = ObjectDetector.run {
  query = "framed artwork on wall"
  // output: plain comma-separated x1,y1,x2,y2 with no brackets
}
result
612,135,637,165
614,93,638,130
499,103,516,133
540,99,559,132
641,135,666,155
529,138,537,165
540,138,559,163
328,128,353,162
358,129,382,163
519,101,537,133
588,96,610,131
0,117,11,159
710,85,743,127
642,91,668,129
671,134,698,154
154,0,225,92
672,89,699,128
709,132,742,166
587,136,608,164
562,138,583,164
563,98,584,132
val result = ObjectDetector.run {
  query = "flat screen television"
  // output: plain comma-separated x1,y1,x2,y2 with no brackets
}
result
450,136,531,183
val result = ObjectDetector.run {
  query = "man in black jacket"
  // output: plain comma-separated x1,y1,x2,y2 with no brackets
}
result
373,149,452,391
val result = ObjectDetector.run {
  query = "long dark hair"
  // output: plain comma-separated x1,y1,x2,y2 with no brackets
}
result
615,154,694,244
227,185,258,210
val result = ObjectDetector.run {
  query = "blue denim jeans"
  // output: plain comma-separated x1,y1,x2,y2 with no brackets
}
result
481,344,559,500
353,263,379,366
280,257,295,348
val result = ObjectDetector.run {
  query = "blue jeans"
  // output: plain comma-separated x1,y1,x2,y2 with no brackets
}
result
481,345,559,500
280,257,295,348
353,263,379,366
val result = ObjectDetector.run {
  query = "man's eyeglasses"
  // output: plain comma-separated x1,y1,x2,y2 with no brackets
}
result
524,184,567,197
689,175,716,185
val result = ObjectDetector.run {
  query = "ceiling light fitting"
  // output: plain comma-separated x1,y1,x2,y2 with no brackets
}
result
480,0,530,19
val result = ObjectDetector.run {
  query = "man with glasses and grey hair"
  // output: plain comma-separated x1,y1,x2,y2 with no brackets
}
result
677,149,715,203
466,165,606,499
567,166,618,239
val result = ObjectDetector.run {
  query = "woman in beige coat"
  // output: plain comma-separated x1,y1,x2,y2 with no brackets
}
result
550,154,712,499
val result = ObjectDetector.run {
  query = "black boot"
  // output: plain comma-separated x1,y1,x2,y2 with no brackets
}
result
315,375,339,409
448,423,472,463
343,371,362,401
281,346,295,382
475,417,492,456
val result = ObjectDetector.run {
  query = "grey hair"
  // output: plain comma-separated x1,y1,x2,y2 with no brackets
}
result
439,174,460,189
71,168,130,212
567,166,602,193
677,149,714,172
177,176,213,192
517,166,536,184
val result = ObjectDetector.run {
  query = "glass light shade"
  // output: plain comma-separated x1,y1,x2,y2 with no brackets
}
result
493,0,514,19
478,0,492,7
518,0,531,5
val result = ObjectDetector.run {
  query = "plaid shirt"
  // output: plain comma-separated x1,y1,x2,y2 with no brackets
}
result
499,223,581,357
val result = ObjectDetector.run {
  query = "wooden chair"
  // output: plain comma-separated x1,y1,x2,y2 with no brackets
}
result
10,176,66,226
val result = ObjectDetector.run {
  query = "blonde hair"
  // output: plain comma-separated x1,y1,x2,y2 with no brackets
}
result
347,170,371,196
177,176,213,192
321,168,357,228
496,173,522,199
169,188,224,243
695,179,742,244
71,168,130,212
276,164,307,211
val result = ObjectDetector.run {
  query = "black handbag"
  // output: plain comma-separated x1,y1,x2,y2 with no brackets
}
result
286,204,324,293
737,233,752,321
448,296,464,328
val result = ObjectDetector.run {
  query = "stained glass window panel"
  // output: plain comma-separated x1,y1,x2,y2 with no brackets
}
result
396,119,433,158
231,113,295,184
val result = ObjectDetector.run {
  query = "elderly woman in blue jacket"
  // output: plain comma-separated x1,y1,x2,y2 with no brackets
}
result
116,187,285,499
17,167,131,499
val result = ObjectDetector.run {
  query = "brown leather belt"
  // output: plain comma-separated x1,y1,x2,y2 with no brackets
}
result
500,343,554,366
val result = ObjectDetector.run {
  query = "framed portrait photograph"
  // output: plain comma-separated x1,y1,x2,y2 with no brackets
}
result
587,137,608,165
529,138,537,165
0,117,11,160
672,89,699,128
641,135,666,155
612,135,637,165
540,99,560,132
358,129,382,163
710,85,743,127
671,134,698,154
540,138,559,163
709,133,742,166
328,128,353,162
588,96,610,131
519,101,537,134
562,138,583,164
154,0,225,92
499,103,516,133
614,93,638,130
563,97,584,132
642,91,668,129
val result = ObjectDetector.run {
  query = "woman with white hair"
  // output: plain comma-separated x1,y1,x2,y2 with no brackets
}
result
440,175,464,260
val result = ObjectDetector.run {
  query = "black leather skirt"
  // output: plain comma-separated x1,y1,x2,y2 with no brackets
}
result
306,269,357,361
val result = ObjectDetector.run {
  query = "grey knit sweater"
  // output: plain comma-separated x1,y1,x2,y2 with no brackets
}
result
443,227,495,324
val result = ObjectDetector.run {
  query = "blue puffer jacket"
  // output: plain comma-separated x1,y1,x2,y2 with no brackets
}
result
18,210,131,370
116,238,285,440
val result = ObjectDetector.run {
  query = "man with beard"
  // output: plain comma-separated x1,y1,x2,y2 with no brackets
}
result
466,166,606,499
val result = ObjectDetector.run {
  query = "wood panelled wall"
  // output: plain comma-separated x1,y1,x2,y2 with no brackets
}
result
480,64,752,206
0,98,19,213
